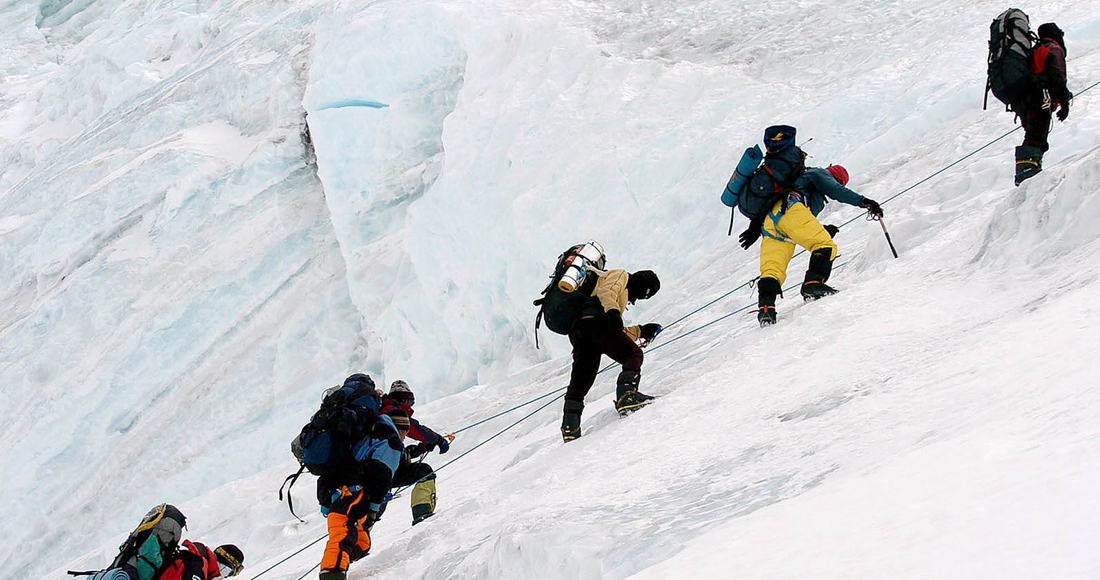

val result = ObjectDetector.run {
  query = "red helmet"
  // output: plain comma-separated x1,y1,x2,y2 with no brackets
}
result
826,165,849,186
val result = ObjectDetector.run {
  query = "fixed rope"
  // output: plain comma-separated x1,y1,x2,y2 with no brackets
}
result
251,76,1099,580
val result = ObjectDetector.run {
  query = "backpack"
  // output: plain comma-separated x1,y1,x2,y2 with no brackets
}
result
533,242,607,347
280,375,381,520
986,8,1036,110
737,125,806,220
69,504,187,580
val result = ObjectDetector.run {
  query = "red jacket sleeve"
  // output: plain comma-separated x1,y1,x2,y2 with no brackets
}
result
408,417,444,446
1044,42,1070,101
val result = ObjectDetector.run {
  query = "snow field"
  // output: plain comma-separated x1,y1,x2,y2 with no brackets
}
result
3,0,1100,579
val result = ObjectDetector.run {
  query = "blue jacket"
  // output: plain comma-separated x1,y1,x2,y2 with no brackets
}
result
791,168,865,216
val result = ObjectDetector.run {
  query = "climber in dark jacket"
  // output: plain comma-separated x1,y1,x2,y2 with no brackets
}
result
1011,22,1070,185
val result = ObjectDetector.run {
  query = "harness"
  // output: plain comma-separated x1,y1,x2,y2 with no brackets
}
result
761,192,809,243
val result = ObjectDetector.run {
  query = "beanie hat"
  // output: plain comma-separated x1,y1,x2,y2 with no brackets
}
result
389,380,415,405
763,124,797,153
214,544,244,576
1038,23,1065,48
344,373,375,391
385,407,411,433
628,270,661,301
826,164,850,186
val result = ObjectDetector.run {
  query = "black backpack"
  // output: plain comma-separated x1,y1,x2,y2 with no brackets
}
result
533,244,605,347
738,144,807,221
280,375,381,520
986,8,1036,109
69,504,186,580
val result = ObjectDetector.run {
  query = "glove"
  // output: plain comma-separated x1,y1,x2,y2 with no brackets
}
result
606,309,624,330
738,226,761,250
406,442,426,458
861,198,884,219
824,224,840,238
436,436,450,454
1057,97,1070,122
639,323,662,342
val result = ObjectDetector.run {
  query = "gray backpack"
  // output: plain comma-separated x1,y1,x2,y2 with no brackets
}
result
986,8,1036,109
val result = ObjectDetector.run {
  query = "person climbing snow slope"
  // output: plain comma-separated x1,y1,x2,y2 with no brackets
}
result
560,268,662,442
1012,22,1071,185
379,380,452,525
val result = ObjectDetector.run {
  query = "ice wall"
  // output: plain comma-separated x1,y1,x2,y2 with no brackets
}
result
0,3,356,577
303,2,469,391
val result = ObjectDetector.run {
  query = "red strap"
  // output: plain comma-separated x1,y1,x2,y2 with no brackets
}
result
762,166,782,192
1030,44,1051,74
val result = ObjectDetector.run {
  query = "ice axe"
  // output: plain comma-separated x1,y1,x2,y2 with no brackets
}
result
873,215,899,258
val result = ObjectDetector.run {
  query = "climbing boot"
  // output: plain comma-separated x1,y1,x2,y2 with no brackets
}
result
1014,145,1043,186
561,399,584,442
801,248,838,301
319,570,347,580
615,390,656,416
411,505,435,525
757,277,782,327
614,370,655,416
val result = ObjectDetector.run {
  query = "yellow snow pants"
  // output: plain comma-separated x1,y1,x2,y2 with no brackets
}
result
759,201,837,285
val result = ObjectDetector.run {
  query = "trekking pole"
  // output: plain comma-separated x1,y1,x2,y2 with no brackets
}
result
877,217,899,258
727,205,736,236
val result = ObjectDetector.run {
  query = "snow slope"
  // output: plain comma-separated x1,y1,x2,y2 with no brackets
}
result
3,0,1100,579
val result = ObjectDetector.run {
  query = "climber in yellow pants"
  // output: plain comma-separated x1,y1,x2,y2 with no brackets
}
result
760,201,837,284
755,165,884,326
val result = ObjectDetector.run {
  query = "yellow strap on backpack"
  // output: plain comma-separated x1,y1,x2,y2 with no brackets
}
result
134,504,167,533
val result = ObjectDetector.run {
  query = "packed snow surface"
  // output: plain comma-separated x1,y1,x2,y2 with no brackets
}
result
3,1,1100,579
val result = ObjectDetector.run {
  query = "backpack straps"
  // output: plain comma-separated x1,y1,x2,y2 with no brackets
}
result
278,466,307,523
534,309,543,349
533,284,552,350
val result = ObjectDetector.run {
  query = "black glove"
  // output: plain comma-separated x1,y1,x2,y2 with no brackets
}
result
861,198,884,219
406,443,426,458
606,309,624,330
824,224,840,238
738,226,761,249
639,323,662,342
1057,96,1070,122
364,508,381,529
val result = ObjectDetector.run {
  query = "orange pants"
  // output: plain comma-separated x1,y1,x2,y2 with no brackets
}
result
321,486,372,572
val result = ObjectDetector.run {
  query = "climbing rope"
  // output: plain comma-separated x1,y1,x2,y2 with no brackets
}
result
250,76,1100,580
246,535,326,580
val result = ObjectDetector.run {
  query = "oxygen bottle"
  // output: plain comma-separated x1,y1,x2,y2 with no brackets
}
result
557,241,606,293
721,144,763,208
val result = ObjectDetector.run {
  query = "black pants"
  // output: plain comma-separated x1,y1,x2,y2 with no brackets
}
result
1012,96,1053,152
564,317,643,404
391,458,435,487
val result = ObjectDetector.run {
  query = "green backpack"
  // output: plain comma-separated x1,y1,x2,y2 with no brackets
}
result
70,504,187,580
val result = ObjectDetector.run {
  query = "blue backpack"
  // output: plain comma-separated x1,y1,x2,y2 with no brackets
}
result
280,374,382,519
